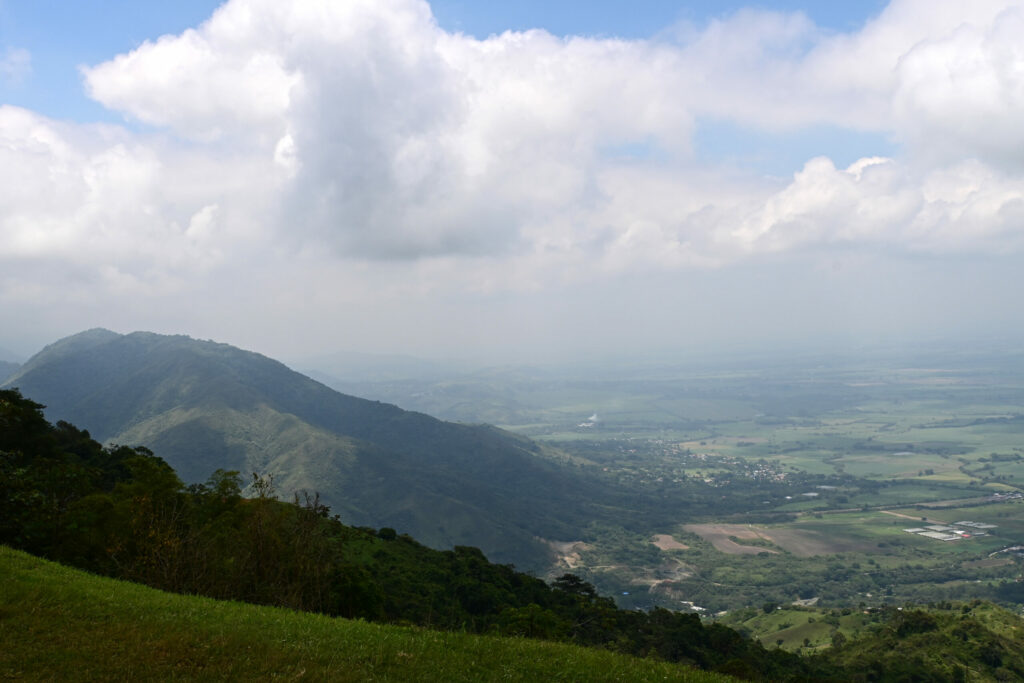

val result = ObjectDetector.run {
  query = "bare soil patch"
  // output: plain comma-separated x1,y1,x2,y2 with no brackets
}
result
684,524,779,555
684,523,868,557
546,540,593,569
760,528,869,557
651,534,689,551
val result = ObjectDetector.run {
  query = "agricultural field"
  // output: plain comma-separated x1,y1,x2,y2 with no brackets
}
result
528,350,1024,613
574,502,1024,613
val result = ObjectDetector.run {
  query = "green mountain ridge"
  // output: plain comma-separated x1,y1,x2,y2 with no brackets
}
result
2,329,624,568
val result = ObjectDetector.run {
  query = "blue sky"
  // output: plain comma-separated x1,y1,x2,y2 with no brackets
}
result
1,0,1023,362
430,0,887,38
0,0,887,120
1,1,894,174
0,1,224,121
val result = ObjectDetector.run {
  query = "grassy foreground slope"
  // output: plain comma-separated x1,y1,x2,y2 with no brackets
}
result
0,547,732,683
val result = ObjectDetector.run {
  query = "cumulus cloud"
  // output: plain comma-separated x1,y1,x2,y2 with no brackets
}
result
84,0,699,260
733,156,1024,256
892,5,1024,166
0,105,279,301
4,0,1024,330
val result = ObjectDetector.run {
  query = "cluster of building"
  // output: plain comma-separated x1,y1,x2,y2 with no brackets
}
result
903,521,996,541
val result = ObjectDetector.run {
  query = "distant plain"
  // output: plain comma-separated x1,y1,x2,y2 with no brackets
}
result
313,345,1024,612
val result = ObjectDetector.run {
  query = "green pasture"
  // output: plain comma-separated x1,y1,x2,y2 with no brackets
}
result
848,482,980,506
0,547,731,683
755,618,834,651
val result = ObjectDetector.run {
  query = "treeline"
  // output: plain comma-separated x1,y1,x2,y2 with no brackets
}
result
0,389,815,680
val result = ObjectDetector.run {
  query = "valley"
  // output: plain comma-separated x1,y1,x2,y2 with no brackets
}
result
310,345,1024,614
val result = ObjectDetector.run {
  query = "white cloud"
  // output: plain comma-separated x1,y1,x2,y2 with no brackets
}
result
733,156,1024,256
76,0,1024,266
892,6,1024,166
0,105,279,298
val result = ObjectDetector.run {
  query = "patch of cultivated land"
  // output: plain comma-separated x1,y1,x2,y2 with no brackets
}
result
683,524,779,555
684,523,873,557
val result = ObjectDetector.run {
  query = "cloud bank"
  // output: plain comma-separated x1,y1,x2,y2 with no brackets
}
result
4,0,1024,356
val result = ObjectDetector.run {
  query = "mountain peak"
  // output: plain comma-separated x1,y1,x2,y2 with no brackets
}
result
46,327,121,349
6,328,122,383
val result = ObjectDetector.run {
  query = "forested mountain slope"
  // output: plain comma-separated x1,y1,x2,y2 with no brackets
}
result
2,329,627,568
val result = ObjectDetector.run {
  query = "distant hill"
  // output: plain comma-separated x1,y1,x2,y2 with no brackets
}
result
2,329,623,568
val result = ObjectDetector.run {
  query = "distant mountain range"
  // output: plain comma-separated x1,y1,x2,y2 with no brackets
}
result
2,329,625,568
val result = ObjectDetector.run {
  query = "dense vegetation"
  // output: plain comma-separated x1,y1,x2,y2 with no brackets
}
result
0,388,808,680
829,602,1024,681
721,600,1024,674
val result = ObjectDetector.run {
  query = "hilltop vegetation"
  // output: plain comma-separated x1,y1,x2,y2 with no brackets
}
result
828,602,1024,681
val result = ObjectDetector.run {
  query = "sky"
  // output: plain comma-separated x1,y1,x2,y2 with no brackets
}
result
1,0,1023,365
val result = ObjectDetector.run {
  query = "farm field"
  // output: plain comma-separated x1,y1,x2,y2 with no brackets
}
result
579,497,1024,613
539,351,1024,612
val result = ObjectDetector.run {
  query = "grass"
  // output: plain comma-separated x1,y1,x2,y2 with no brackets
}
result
717,607,866,653
0,546,733,682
